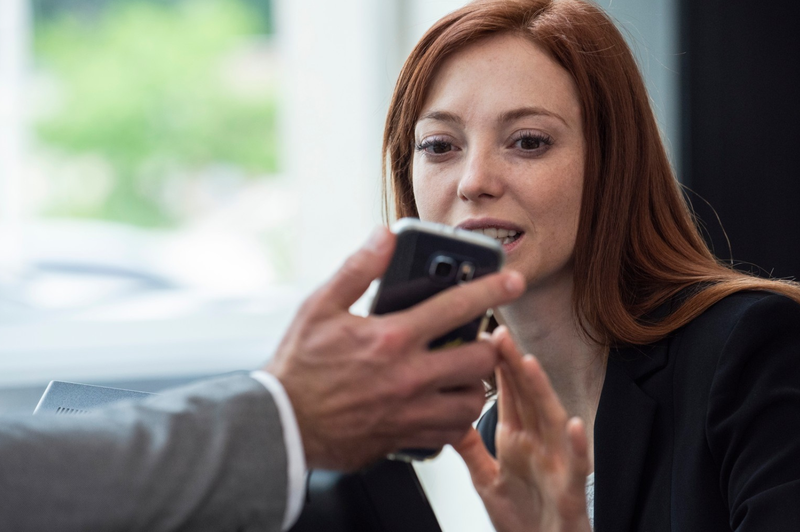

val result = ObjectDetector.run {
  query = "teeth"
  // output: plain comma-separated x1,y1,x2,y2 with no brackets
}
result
471,227,520,245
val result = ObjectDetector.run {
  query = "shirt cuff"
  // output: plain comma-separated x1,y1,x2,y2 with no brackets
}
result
249,370,307,531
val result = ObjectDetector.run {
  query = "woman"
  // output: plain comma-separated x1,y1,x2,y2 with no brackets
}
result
382,0,800,530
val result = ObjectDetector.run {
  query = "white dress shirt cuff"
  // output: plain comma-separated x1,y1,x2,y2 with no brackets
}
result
249,370,307,530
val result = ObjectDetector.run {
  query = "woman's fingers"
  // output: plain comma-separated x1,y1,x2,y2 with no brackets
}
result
453,427,499,489
521,355,570,436
566,417,591,493
497,364,523,432
479,327,592,532
493,327,530,432
492,326,526,372
492,326,590,474
493,326,569,438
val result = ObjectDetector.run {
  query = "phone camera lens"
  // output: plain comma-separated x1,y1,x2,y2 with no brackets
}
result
429,255,457,282
434,261,452,277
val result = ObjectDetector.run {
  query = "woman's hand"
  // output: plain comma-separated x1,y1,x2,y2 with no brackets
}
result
454,326,592,532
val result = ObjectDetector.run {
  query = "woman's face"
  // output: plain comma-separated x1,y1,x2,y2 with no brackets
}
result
412,33,585,291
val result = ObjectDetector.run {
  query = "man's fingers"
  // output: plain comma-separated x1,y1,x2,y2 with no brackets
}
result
399,270,525,343
318,226,396,310
454,428,499,490
398,386,488,431
415,339,498,390
396,429,469,451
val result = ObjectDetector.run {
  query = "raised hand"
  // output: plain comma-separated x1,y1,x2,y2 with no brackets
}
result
266,227,526,471
455,326,592,532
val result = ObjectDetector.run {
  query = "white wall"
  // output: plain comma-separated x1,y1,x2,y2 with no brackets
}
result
275,0,399,287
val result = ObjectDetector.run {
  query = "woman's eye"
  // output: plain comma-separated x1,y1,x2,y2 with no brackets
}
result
519,136,542,150
512,132,554,153
415,138,454,155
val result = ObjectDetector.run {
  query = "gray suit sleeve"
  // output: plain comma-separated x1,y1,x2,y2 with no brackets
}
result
0,374,288,532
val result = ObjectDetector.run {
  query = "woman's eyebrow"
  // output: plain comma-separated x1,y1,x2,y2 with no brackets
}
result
416,110,464,126
416,107,569,128
499,106,568,127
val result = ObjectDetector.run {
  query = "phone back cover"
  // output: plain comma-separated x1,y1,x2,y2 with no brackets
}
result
372,229,501,349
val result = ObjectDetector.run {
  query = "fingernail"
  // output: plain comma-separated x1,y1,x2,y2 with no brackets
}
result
365,226,390,254
504,271,525,295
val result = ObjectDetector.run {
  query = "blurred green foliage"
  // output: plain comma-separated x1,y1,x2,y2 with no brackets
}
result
33,0,279,227
32,0,274,34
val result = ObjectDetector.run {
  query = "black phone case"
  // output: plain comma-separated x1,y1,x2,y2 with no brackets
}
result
370,220,503,461
371,223,503,349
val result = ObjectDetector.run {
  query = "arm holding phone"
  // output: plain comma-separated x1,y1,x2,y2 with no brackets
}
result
267,224,525,471
0,226,525,531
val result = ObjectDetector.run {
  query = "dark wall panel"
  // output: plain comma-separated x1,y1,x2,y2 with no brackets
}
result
681,0,800,278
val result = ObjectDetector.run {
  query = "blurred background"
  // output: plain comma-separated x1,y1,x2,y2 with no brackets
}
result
0,0,680,400
0,0,797,529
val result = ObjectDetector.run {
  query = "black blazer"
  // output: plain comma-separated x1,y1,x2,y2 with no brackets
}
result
478,291,800,531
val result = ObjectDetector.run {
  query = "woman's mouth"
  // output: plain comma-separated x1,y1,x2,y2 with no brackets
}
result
469,227,523,246
456,219,526,253
467,228,525,255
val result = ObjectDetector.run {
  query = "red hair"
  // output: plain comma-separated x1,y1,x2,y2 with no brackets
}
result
382,0,800,346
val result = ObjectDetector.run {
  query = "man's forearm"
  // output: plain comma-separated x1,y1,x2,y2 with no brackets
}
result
0,374,288,531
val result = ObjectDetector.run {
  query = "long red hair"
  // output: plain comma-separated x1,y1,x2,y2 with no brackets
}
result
382,0,800,346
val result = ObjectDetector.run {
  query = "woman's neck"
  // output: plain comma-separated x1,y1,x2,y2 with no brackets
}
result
495,275,607,428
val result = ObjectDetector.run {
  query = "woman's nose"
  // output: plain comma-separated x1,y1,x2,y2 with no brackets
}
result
457,150,504,202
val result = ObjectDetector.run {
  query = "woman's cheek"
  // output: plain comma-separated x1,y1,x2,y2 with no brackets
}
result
413,173,454,221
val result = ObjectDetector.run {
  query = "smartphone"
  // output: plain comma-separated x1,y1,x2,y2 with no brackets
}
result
370,218,505,461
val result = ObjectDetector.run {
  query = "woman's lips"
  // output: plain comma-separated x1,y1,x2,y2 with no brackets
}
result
500,232,524,254
456,219,526,254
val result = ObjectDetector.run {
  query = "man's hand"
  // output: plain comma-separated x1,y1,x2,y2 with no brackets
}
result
265,226,526,471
